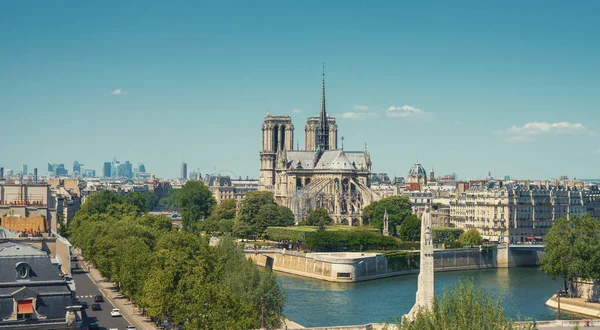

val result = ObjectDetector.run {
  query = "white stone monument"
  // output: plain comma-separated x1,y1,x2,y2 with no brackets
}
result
406,205,434,320
383,209,389,236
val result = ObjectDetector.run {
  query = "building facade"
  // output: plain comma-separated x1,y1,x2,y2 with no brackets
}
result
258,70,379,225
450,181,587,244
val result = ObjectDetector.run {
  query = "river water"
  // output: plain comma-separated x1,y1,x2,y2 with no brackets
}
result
278,267,574,327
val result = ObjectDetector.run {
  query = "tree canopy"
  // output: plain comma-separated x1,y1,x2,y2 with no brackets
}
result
70,191,286,329
397,279,533,330
398,214,421,242
235,191,294,236
362,196,412,235
177,180,216,230
303,208,333,228
539,214,600,293
459,228,483,246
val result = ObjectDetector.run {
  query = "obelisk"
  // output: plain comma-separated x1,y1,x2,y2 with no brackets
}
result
406,206,434,320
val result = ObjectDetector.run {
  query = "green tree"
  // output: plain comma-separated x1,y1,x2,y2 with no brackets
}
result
236,191,294,236
540,214,600,294
203,198,238,233
159,189,180,211
211,198,238,221
459,228,483,246
305,208,333,227
123,191,149,214
177,181,216,231
397,279,533,330
78,190,123,217
237,191,277,225
363,196,412,235
398,214,421,242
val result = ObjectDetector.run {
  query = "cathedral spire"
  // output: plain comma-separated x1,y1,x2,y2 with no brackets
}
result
321,62,326,124
315,63,330,152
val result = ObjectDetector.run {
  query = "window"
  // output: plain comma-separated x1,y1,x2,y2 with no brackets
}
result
17,265,28,279
337,272,351,278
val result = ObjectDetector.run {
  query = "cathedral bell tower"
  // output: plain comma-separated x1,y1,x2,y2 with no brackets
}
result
259,114,294,192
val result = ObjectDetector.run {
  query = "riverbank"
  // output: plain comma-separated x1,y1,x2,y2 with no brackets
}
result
546,294,600,318
247,247,502,282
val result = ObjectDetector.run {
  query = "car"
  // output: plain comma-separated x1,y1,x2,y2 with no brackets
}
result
79,301,88,309
126,326,136,330
94,294,104,302
110,308,121,317
91,303,101,311
88,322,100,330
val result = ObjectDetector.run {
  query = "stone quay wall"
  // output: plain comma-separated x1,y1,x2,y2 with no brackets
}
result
247,247,501,283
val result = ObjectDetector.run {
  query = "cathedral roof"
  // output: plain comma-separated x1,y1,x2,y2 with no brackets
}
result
285,150,368,171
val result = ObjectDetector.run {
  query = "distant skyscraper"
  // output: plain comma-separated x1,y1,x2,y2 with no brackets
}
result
6,169,13,177
55,164,67,176
102,162,112,178
123,161,133,178
0,167,4,179
181,162,188,179
22,165,28,176
139,163,146,173
73,161,82,175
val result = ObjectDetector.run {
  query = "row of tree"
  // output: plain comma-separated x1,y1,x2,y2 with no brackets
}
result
69,190,286,329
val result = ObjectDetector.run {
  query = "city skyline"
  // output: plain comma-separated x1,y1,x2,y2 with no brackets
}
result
2,1,599,179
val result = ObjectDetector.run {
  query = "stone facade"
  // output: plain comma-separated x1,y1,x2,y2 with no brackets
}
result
450,181,586,243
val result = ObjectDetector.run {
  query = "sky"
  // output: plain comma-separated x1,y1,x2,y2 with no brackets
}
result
1,1,599,180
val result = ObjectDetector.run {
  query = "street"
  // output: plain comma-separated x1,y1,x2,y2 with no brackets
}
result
72,264,133,330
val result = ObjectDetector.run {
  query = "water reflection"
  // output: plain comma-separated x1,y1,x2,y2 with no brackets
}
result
278,268,576,328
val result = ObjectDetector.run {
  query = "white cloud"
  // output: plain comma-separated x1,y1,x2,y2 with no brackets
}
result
111,89,128,95
292,109,302,113
338,112,378,120
495,122,592,142
454,121,463,125
386,105,434,120
352,105,369,111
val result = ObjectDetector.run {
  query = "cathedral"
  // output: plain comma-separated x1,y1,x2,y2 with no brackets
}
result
259,70,379,225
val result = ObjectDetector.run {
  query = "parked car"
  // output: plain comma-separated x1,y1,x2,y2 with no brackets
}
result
126,326,137,330
88,322,100,330
94,295,104,302
91,303,102,311
110,308,121,317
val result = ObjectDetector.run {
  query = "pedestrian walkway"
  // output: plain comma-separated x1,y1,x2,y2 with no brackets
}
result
75,251,157,330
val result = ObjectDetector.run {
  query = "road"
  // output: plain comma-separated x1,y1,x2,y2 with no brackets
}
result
72,264,133,330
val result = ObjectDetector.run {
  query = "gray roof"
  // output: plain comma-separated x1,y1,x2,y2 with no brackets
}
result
285,150,368,171
0,226,18,238
0,242,63,283
0,241,72,322
0,242,48,257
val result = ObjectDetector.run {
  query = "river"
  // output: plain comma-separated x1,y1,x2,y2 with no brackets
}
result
278,267,574,327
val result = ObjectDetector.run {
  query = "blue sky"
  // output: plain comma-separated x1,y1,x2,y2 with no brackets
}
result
1,1,599,180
